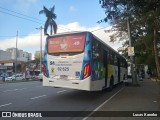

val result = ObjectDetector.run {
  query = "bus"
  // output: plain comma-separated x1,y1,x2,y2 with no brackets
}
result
43,31,127,91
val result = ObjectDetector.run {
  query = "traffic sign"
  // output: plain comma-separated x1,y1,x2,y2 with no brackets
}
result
128,47,134,56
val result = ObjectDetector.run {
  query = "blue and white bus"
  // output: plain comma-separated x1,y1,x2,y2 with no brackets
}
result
43,31,127,91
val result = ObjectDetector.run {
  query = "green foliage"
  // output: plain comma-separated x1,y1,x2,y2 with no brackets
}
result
39,6,57,35
99,0,160,71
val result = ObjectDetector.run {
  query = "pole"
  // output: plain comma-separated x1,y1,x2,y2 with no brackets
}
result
126,5,138,85
40,26,42,73
36,26,43,73
15,31,18,80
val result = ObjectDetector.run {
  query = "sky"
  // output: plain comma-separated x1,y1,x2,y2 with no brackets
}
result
0,0,122,59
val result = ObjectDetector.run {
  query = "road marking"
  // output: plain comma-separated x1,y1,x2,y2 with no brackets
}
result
30,95,46,100
3,88,27,92
82,87,124,120
57,90,67,93
0,103,12,108
35,85,43,88
29,82,39,85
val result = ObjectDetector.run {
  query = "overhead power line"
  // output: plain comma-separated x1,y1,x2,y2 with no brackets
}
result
0,6,44,22
0,6,73,32
91,26,109,32
0,6,110,35
0,10,43,24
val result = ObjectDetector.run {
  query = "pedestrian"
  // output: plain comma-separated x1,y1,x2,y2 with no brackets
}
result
140,69,145,81
2,74,5,82
136,68,139,76
25,70,30,80
147,69,152,79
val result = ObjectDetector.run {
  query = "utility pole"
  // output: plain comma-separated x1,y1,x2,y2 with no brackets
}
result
15,31,18,80
126,5,138,85
36,26,43,73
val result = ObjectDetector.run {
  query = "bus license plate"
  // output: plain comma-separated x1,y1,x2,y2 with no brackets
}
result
60,75,68,80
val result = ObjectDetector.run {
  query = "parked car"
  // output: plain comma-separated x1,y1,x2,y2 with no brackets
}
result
0,74,3,80
9,74,25,80
6,76,13,81
38,73,43,81
0,73,8,81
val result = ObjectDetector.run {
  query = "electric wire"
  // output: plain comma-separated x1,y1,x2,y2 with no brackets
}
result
0,6,43,22
0,6,109,37
0,6,73,32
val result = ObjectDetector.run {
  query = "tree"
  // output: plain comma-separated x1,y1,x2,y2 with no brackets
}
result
39,6,57,35
99,0,160,77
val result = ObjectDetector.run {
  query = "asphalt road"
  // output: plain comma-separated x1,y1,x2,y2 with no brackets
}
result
0,81,124,120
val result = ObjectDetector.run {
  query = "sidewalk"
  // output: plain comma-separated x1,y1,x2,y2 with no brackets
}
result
87,78,160,120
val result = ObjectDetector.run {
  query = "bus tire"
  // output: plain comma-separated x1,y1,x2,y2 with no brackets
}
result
109,76,114,91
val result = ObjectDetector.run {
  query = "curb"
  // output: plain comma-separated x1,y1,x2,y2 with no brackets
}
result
151,78,160,82
0,79,39,84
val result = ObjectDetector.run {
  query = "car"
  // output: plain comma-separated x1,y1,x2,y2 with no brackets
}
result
0,74,3,80
6,76,13,81
10,74,25,80
16,74,25,80
0,73,8,81
38,73,43,81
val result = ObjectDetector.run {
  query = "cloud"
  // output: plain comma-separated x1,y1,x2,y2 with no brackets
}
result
0,22,122,58
0,32,46,55
69,6,77,13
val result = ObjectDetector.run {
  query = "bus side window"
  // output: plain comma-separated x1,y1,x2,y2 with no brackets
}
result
107,50,110,64
108,51,114,65
92,40,102,80
114,56,118,66
92,41,101,60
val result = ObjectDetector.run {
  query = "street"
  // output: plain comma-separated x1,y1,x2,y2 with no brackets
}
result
0,81,124,120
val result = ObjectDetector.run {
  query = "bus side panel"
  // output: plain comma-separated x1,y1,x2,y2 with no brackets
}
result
90,79,105,91
107,64,113,86
113,65,119,85
80,32,92,80
91,38,107,90
120,67,127,82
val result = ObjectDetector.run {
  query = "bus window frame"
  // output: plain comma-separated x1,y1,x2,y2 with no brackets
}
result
92,38,101,61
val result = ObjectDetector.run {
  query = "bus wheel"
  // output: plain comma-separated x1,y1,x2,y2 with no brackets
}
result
109,77,114,91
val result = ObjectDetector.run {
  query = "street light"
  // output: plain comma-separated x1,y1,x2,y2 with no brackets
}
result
36,26,43,73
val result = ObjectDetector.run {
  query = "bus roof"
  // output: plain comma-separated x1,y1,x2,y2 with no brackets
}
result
47,31,126,60
47,31,88,37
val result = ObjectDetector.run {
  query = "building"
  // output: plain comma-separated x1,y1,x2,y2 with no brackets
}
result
0,50,11,60
6,48,32,62
0,60,26,75
0,48,32,75
6,48,17,60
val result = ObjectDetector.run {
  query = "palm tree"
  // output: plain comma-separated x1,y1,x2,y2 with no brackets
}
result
39,6,57,35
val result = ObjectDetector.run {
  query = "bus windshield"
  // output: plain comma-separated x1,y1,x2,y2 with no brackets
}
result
48,34,86,53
